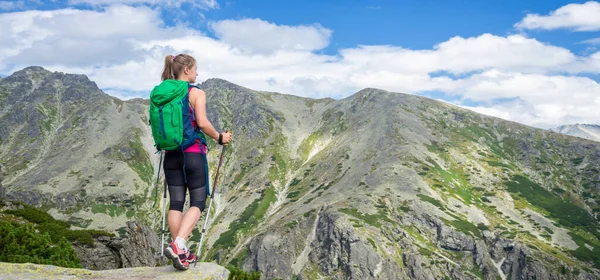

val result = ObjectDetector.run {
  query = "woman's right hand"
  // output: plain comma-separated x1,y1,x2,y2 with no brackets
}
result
220,131,232,145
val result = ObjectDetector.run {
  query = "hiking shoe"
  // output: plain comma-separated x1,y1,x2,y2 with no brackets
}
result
164,241,189,271
185,251,197,263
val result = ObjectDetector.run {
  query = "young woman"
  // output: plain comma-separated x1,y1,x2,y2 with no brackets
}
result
158,53,232,270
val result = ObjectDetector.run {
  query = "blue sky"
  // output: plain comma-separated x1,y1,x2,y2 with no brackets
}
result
0,0,599,128
207,1,597,53
31,0,597,55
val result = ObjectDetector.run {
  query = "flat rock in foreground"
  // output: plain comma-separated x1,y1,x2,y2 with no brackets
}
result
0,262,230,280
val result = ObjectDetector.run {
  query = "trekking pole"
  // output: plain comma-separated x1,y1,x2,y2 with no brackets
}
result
152,151,164,255
194,131,229,267
160,179,168,257
152,151,163,229
152,151,164,208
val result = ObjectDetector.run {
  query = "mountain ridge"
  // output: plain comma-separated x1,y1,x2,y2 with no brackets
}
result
1,66,599,279
551,123,600,142
10,66,593,139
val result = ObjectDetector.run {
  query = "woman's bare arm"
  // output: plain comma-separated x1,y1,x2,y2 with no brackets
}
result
190,87,231,144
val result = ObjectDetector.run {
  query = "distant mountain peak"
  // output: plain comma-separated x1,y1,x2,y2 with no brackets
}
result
5,66,97,87
1,66,110,110
6,66,53,80
200,77,245,89
21,66,49,73
551,123,600,142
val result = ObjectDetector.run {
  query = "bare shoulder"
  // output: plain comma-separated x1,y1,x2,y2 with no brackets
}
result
189,87,206,107
188,87,204,101
189,87,206,96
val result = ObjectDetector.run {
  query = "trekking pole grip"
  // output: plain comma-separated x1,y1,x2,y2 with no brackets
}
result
210,139,227,199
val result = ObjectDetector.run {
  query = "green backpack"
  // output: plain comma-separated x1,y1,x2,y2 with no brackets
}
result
149,80,204,151
148,80,210,193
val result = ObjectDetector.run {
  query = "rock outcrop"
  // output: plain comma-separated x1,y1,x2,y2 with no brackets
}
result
307,210,398,280
0,262,229,280
72,220,166,270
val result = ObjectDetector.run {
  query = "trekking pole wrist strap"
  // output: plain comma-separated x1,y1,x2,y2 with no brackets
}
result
218,133,223,145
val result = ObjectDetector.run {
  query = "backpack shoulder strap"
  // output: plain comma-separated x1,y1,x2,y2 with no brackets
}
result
188,84,201,91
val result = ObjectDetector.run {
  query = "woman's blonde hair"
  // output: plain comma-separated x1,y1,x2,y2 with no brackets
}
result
161,54,196,81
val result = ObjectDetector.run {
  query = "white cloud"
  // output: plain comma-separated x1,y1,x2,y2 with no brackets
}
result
463,98,541,126
1,5,599,129
339,34,579,76
582,37,600,44
515,1,600,31
0,1,24,10
451,71,600,128
0,6,199,67
68,0,218,10
209,18,332,54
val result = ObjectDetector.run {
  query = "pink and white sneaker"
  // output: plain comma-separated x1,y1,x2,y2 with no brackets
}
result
164,241,189,271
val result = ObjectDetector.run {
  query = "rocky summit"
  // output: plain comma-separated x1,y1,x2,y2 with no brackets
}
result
1,66,600,279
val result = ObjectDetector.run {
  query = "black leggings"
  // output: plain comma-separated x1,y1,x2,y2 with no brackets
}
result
163,151,207,212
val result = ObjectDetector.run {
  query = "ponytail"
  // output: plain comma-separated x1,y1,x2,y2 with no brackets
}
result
160,54,196,81
161,55,175,81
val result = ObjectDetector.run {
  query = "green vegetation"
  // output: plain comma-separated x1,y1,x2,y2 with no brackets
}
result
418,246,432,256
0,202,120,269
228,248,249,268
0,220,82,268
233,162,254,185
568,232,600,268
543,227,554,234
417,194,445,211
420,156,474,205
455,187,472,205
298,132,320,161
268,132,294,187
486,161,512,169
4,205,66,226
128,129,153,184
209,188,277,261
570,157,584,165
4,203,114,246
504,174,600,267
227,265,261,279
469,266,485,280
441,217,482,239
505,175,597,232
91,204,128,217
367,237,377,250
339,203,392,228
36,102,58,134
289,178,301,187
427,142,445,153
285,220,298,229
398,200,411,213
416,194,482,238
287,190,300,199
323,110,346,136
104,128,153,185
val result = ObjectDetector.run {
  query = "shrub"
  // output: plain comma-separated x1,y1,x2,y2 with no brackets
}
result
227,265,261,280
0,220,82,268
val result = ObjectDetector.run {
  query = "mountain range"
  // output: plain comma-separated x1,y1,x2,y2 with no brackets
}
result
1,66,599,280
551,124,600,143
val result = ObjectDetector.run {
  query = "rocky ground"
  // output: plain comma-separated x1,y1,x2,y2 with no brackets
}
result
0,262,229,280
